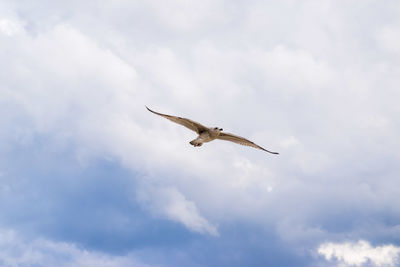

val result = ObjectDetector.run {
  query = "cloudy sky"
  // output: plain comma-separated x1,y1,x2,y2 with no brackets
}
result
1,0,400,266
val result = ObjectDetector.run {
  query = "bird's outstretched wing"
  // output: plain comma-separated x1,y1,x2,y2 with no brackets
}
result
146,106,209,134
217,132,279,154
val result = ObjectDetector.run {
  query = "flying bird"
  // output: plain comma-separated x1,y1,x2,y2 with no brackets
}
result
146,106,279,155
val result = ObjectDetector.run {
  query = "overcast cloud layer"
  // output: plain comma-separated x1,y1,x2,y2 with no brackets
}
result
1,0,400,266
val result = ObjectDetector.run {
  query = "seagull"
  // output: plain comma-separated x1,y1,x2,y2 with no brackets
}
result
146,106,279,155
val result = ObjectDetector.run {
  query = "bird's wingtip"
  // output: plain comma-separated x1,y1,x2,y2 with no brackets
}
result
265,149,279,155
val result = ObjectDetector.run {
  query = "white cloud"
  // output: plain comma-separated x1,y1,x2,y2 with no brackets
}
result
0,228,148,267
0,13,276,233
1,1,400,265
318,240,400,267
377,27,400,56
137,185,218,236
144,0,227,32
0,18,21,36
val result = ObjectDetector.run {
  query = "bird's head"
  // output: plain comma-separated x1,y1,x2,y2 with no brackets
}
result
213,127,223,132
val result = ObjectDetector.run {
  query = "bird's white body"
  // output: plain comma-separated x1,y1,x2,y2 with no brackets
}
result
190,128,222,147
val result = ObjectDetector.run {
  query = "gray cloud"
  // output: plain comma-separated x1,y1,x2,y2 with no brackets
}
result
1,0,400,266
0,228,149,267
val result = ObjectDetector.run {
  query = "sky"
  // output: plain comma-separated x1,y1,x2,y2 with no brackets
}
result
1,0,400,266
